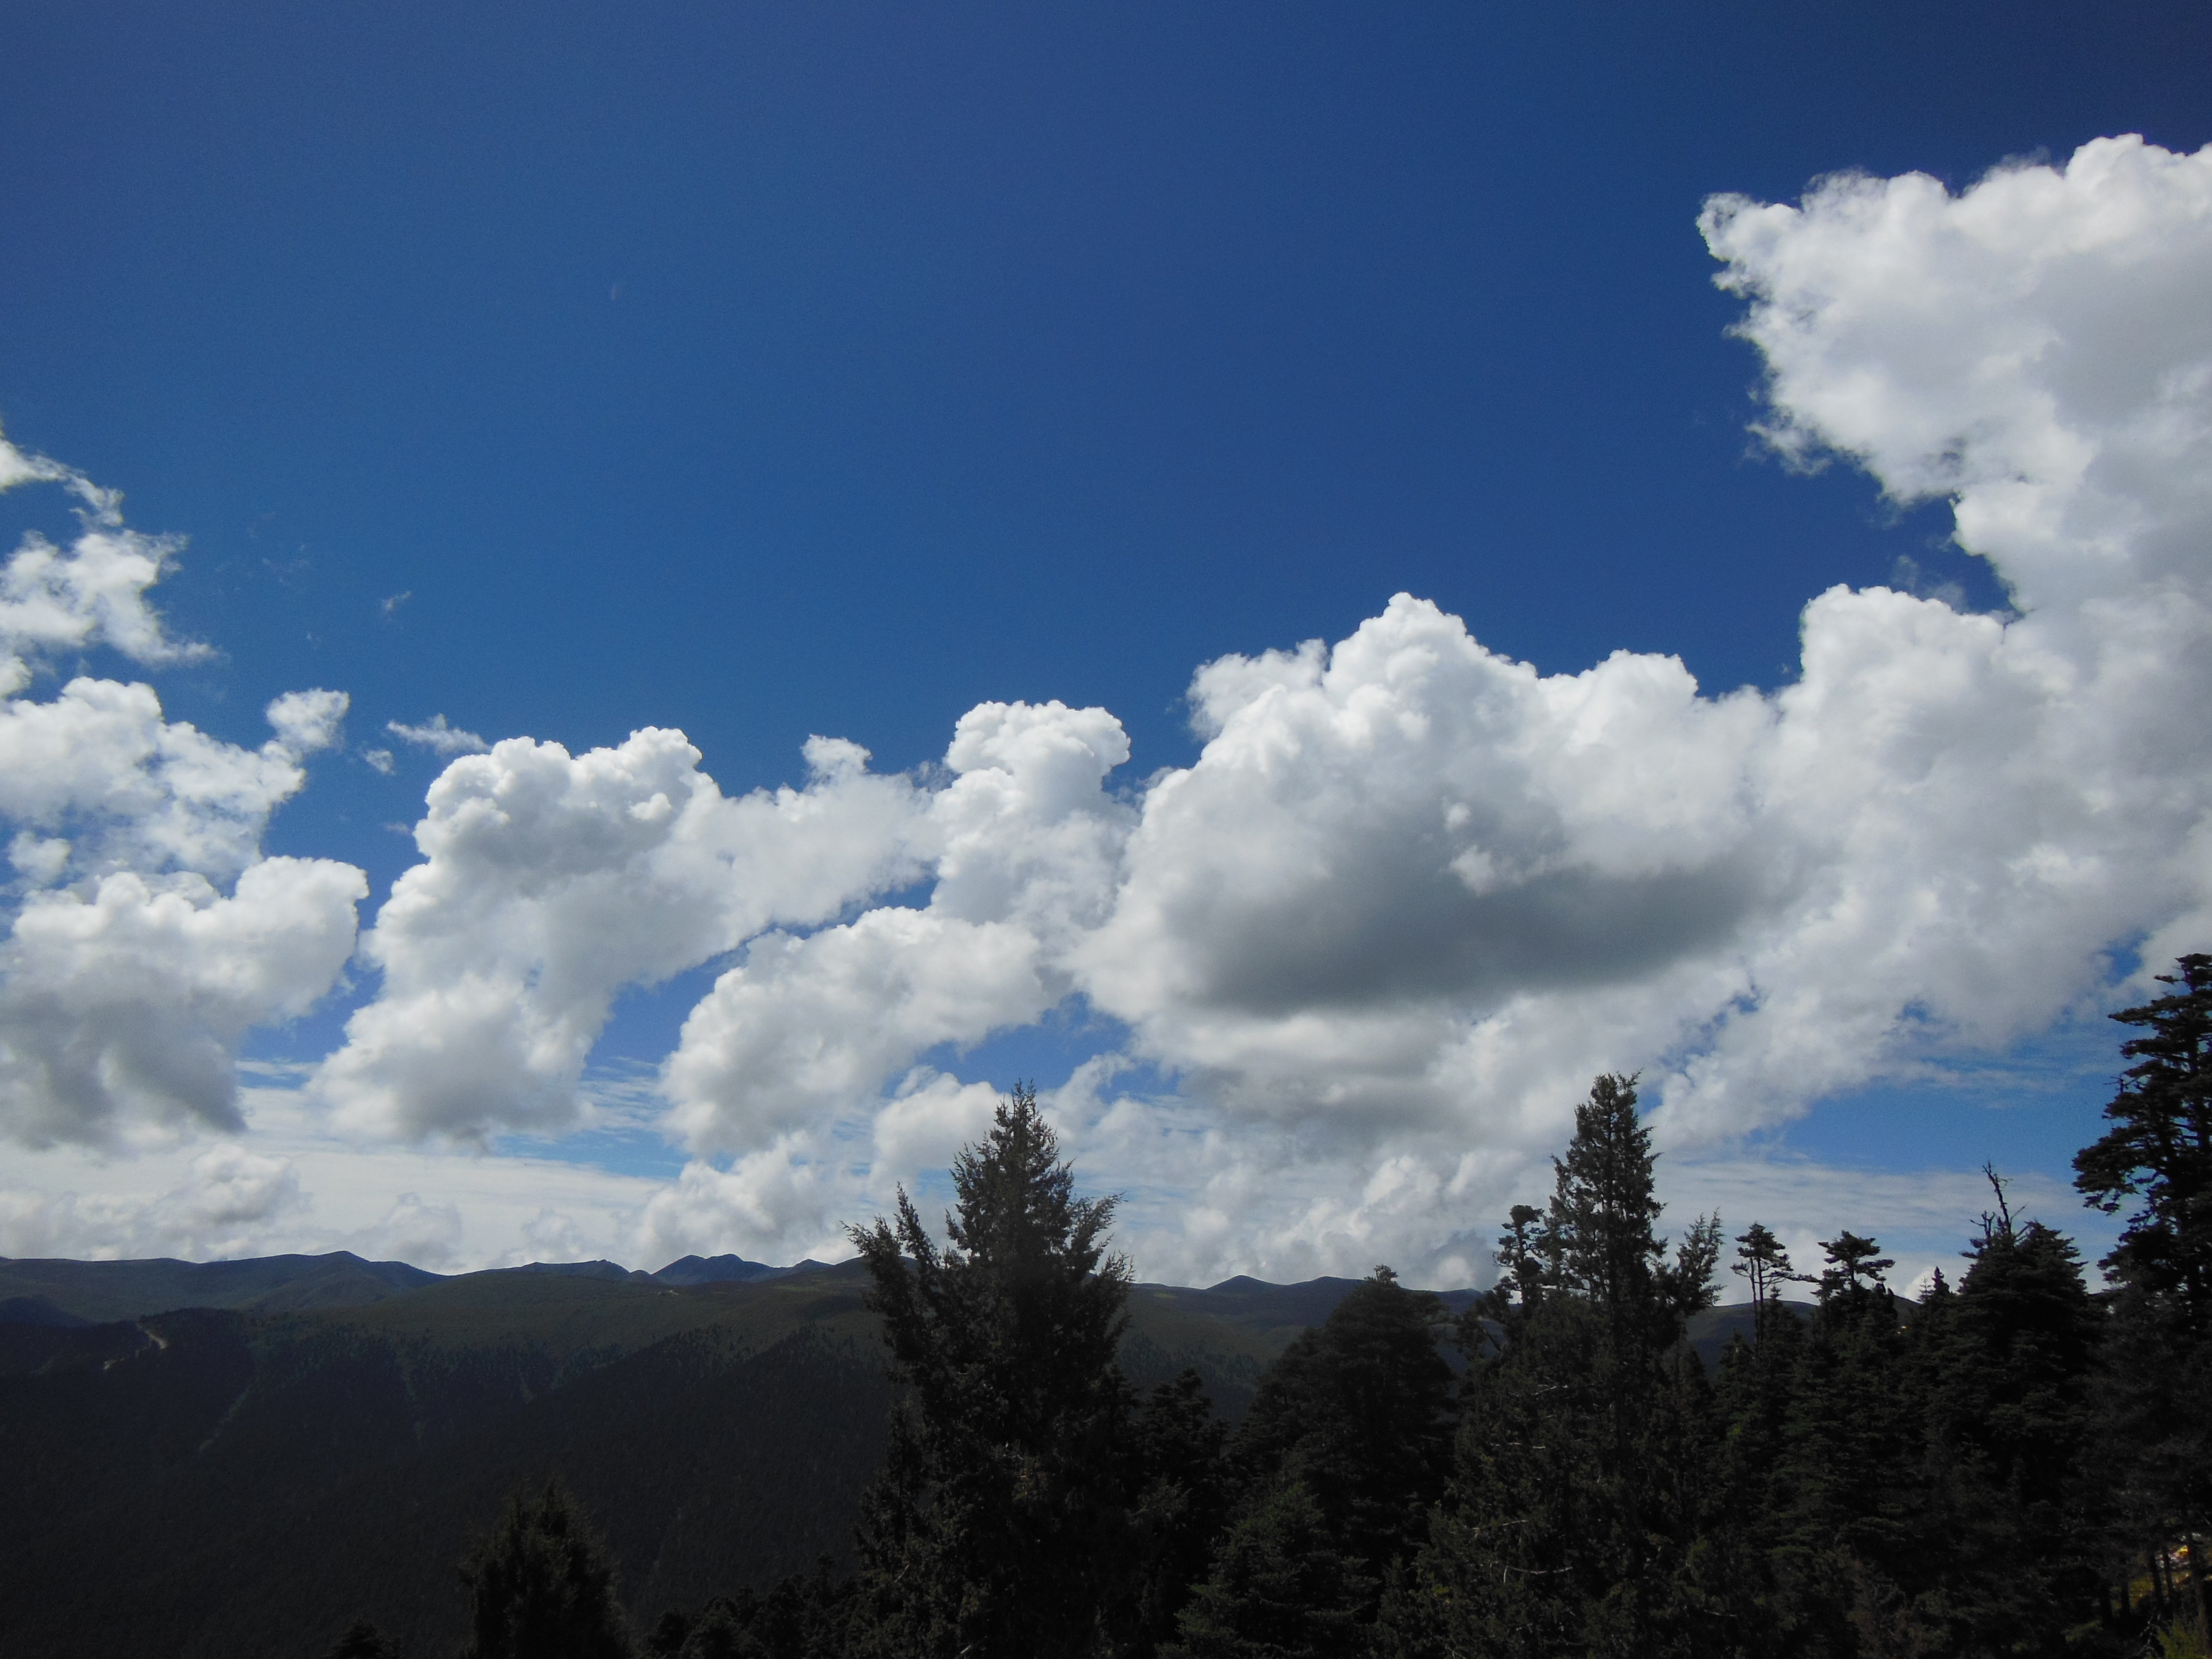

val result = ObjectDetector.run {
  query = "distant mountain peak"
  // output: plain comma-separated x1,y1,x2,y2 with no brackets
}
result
488,1259,651,1282
652,1254,808,1286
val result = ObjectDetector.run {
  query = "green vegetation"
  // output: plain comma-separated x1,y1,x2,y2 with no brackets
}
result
457,1479,633,1659
2,958,2208,1658
844,1085,1150,1657
2075,953,2212,1641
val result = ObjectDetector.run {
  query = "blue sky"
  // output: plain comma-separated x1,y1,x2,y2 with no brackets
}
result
0,2,2208,1286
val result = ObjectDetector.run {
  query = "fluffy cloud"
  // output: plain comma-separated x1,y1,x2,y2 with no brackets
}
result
0,860,369,1147
0,433,367,1149
661,700,1133,1155
312,729,927,1141
18,137,2206,1286
1703,135,2212,614
611,136,2212,1280
0,1141,306,1261
0,1071,672,1271
0,435,207,696
1083,607,1778,1113
0,679,349,882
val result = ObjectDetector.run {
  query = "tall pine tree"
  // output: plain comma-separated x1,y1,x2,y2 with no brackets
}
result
1731,1222,1808,1343
1766,1230,1925,1657
2075,954,2212,1336
1916,1184,2105,1658
847,1083,1141,1659
1391,1075,1725,1659
1229,1266,1455,1587
2075,955,2212,1637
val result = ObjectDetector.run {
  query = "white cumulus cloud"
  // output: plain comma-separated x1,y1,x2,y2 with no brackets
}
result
12,138,2205,1288
0,433,208,696
0,860,369,1147
661,700,1134,1156
619,136,2212,1281
313,728,928,1142
0,435,367,1150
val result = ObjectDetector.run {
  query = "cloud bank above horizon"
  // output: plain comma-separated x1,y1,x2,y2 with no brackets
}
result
3,135,2208,1287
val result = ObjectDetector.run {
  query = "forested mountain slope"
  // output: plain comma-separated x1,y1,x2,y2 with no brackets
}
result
0,1254,1459,1659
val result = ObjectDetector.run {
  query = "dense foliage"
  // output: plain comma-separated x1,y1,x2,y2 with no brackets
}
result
455,1480,634,1659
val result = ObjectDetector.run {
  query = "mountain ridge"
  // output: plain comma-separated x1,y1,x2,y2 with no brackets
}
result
0,1249,826,1323
0,1249,1495,1326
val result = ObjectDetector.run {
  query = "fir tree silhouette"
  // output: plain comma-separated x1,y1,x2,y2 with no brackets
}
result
847,1082,1142,1659
457,1479,632,1659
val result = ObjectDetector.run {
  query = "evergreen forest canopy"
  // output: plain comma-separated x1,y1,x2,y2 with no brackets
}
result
258,958,2212,1655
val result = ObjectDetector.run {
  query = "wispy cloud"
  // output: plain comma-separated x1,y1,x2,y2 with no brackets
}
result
386,714,490,756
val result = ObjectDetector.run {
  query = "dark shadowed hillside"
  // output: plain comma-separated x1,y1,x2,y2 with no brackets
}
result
0,1252,1466,1659
1682,1296,1819,1370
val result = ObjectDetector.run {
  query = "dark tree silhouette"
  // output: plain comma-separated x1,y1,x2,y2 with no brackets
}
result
1917,1183,2106,1656
1812,1231,1893,1307
2075,954,2212,1638
1731,1222,1809,1342
1393,1074,1727,1659
457,1479,632,1659
1548,1073,1670,1338
847,1082,1141,1659
1165,1480,1372,1659
1129,1369,1235,1652
2076,954,2212,1335
321,1619,399,1659
1229,1266,1454,1588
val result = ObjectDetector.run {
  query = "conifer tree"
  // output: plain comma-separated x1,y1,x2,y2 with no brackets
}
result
1492,1202,1552,1316
1731,1222,1808,1343
457,1479,632,1659
1547,1073,1668,1339
847,1083,1139,1659
1166,1480,1373,1659
1707,1281,1807,1655
2075,955,2212,1637
1230,1266,1455,1588
2075,954,2212,1336
1764,1232,1930,1656
1812,1231,1893,1308
1130,1370,1236,1653
1917,1184,2105,1657
1393,1074,1726,1659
